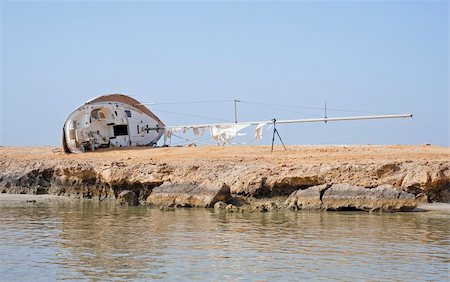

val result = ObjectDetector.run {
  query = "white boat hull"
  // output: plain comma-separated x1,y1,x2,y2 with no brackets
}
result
62,94,164,153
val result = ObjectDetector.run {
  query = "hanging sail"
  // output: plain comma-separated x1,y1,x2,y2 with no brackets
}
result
163,114,413,145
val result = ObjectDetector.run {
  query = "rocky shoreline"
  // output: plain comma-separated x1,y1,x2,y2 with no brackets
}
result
0,145,449,212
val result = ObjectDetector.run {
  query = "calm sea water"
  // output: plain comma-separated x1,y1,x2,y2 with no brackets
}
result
0,197,448,281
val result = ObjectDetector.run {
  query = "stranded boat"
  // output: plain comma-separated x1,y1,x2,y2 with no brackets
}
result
62,94,164,153
63,94,413,153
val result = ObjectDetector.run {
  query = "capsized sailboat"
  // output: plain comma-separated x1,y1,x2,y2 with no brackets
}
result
62,94,165,153
62,94,413,153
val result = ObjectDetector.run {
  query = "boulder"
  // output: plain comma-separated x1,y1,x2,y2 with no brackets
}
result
322,183,417,211
147,180,231,208
116,190,139,206
214,201,227,209
285,184,328,210
285,183,417,211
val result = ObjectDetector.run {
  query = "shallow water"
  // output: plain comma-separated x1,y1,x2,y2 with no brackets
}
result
0,198,449,281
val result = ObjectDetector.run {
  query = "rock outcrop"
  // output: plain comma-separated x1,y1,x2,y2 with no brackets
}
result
285,184,417,211
147,181,231,207
322,184,417,211
0,145,448,211
285,184,329,210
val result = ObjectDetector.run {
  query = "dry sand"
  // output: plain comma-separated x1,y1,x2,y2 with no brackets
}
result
1,144,448,165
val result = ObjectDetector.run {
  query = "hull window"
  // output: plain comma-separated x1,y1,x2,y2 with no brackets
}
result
125,110,132,117
113,125,128,136
91,109,106,121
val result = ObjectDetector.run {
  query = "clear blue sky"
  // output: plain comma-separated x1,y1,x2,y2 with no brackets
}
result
0,0,448,146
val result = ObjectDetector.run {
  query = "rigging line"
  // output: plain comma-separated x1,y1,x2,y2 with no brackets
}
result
139,99,235,106
240,100,393,115
151,107,234,123
230,136,259,146
171,133,212,144
319,117,408,145
241,101,323,118
323,108,394,115
169,133,214,146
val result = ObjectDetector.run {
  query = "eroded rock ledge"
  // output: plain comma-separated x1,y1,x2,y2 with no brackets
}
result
0,145,449,211
285,184,417,211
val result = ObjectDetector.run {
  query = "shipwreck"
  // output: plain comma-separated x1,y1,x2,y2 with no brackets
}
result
63,94,413,153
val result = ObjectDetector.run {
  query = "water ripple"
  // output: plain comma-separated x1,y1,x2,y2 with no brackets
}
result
0,201,449,281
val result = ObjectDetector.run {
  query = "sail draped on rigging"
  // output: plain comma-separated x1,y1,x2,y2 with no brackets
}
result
210,124,251,144
163,114,413,145
163,124,251,145
255,123,266,140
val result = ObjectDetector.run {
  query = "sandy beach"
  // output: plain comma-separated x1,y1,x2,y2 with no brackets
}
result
1,144,448,164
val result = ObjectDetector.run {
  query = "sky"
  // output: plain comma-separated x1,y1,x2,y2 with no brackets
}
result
0,0,448,147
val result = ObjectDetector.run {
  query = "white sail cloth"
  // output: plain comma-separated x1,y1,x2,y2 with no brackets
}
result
210,124,250,144
165,123,263,144
164,127,182,143
164,126,208,143
254,123,266,140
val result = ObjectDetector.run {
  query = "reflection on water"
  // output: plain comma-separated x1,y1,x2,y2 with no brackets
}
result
0,199,449,281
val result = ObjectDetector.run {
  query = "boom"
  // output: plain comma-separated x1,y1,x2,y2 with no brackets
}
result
165,114,413,129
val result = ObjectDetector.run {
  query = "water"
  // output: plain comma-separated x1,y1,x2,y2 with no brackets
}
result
0,197,449,281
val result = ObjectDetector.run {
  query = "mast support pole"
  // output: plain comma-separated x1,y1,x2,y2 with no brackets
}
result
233,99,240,123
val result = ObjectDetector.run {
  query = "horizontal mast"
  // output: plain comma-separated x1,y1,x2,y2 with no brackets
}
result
165,114,413,129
